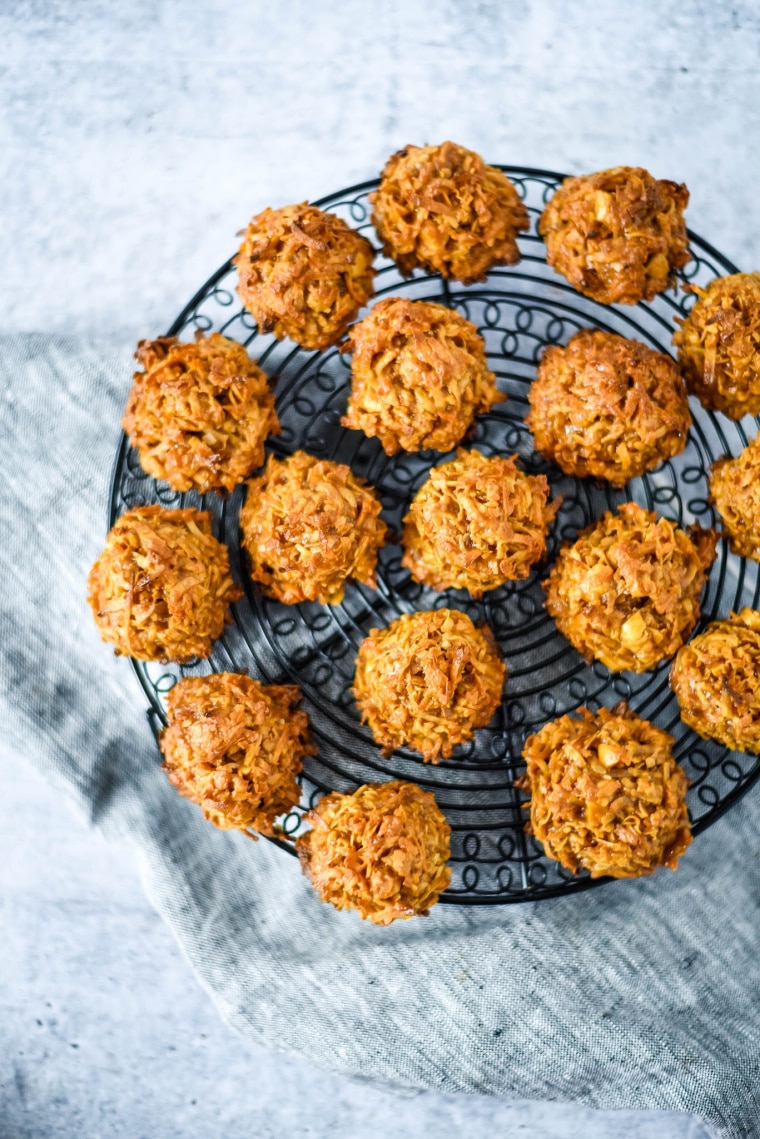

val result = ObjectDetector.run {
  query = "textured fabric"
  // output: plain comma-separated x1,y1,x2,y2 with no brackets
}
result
2,335,759,1139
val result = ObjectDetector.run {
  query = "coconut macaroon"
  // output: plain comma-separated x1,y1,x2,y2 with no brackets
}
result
673,272,760,419
539,166,690,305
295,781,451,924
341,298,502,455
709,435,760,560
353,608,505,763
517,704,692,879
87,506,241,663
526,330,691,487
370,141,529,284
123,333,279,494
671,609,760,754
544,502,717,673
239,450,386,605
160,673,315,835
401,448,560,597
236,202,375,351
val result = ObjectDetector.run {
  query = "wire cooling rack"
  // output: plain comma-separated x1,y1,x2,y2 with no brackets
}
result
109,167,760,904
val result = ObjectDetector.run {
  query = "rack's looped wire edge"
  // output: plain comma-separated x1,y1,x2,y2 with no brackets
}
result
109,168,760,905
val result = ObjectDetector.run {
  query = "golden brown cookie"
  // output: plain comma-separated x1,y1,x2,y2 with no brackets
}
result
709,434,760,559
518,704,691,878
527,329,691,487
539,166,690,305
671,608,760,753
160,673,314,835
402,448,559,596
87,506,241,663
370,141,529,283
341,297,502,455
353,608,505,762
123,333,279,494
544,502,716,673
240,450,386,605
673,272,760,419
236,203,375,350
296,781,451,924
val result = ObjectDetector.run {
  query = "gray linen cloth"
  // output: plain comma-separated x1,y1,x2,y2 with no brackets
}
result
2,334,759,1139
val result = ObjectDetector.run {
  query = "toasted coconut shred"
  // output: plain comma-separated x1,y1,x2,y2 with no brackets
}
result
160,673,315,835
673,272,760,419
518,704,692,879
296,780,451,924
539,166,690,305
87,506,242,663
370,141,529,284
235,202,375,351
544,502,716,673
527,329,691,487
710,434,760,560
671,608,760,754
353,608,505,763
123,332,280,494
240,450,387,605
402,448,560,596
341,297,503,455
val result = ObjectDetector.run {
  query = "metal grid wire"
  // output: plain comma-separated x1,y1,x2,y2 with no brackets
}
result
109,168,760,904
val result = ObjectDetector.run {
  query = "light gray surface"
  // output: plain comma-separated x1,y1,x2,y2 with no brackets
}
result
1,0,758,342
0,756,710,1139
1,2,758,1137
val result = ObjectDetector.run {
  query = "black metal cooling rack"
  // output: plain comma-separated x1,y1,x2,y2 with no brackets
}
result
109,168,760,904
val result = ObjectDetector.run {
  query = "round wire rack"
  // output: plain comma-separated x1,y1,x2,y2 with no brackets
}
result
110,167,760,904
